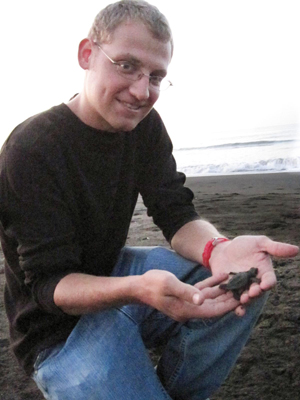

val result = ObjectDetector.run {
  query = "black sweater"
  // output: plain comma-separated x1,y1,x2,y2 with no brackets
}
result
0,104,199,375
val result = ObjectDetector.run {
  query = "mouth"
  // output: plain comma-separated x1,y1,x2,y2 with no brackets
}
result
118,100,143,112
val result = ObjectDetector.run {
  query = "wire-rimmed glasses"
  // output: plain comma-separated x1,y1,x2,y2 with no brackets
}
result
93,42,173,91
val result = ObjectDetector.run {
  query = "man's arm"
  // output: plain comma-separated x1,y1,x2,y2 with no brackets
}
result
53,270,241,321
170,219,226,264
53,273,141,315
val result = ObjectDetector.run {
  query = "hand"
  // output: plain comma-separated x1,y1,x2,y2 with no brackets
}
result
139,270,240,322
209,235,299,304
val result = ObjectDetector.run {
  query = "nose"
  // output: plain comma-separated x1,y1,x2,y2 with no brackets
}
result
128,75,151,101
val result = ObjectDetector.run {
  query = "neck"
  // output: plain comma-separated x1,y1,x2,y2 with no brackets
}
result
67,93,115,132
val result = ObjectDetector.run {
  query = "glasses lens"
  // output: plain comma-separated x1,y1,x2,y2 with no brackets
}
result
157,79,172,91
116,62,140,80
115,62,172,92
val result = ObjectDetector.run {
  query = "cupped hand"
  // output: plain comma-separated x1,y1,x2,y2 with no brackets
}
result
209,235,299,303
139,270,240,322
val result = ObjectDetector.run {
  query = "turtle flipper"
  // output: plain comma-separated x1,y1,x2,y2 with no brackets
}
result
219,283,228,290
232,290,241,300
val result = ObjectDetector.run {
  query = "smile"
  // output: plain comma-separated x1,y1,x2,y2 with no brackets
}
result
119,100,142,111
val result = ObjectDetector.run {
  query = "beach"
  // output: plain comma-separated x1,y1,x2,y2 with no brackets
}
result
1,172,299,399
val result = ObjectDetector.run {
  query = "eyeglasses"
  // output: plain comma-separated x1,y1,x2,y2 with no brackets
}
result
93,42,173,92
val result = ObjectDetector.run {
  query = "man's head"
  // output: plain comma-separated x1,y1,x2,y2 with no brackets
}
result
88,0,173,56
69,0,173,132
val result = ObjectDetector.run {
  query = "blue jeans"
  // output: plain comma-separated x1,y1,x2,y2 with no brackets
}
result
32,247,267,400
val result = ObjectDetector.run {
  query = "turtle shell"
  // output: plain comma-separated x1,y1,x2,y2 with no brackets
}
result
219,267,260,300
225,267,258,290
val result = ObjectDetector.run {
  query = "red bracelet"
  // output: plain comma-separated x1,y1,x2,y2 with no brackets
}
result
202,237,230,269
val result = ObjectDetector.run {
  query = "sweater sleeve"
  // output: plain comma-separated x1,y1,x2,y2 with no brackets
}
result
137,110,200,242
0,134,81,315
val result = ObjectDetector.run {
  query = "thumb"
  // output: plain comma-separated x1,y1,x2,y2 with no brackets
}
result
192,290,205,305
172,281,205,305
261,237,299,258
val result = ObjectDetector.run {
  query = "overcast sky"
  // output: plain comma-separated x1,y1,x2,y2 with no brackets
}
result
1,0,299,148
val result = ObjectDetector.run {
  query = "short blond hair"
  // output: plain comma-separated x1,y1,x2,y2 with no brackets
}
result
88,0,173,56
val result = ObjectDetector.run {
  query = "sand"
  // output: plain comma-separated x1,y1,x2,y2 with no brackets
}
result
1,172,299,399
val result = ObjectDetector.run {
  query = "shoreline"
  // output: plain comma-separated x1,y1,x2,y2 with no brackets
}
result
186,170,300,177
185,171,299,195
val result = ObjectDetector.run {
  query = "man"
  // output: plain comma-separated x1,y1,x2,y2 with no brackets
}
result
0,1,298,399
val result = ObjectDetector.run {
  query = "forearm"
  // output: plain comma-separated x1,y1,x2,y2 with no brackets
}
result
53,273,143,315
171,219,226,264
53,264,241,322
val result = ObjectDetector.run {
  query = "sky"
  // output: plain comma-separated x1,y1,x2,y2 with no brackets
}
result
1,0,299,149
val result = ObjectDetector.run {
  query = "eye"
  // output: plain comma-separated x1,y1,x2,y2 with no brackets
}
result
150,75,163,87
117,61,138,75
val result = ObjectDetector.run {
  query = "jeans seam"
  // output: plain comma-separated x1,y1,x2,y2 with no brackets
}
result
116,306,140,326
164,327,193,393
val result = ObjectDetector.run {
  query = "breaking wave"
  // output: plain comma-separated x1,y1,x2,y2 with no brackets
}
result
178,157,300,176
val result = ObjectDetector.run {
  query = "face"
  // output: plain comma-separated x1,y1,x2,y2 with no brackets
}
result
76,21,172,132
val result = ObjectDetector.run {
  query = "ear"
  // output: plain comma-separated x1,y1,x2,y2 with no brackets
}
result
78,38,93,70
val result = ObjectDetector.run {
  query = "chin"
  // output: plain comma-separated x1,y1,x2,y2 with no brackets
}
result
112,119,142,133
106,105,152,132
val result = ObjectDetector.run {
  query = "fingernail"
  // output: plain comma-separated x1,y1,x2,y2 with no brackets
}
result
193,293,201,304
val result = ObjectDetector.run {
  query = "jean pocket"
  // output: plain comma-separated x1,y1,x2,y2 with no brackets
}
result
33,342,64,372
33,348,53,372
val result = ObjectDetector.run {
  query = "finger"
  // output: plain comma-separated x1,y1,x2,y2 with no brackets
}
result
199,297,240,318
261,237,299,258
200,286,234,301
247,282,262,298
240,292,250,304
202,290,236,303
237,281,263,304
239,287,261,304
171,280,205,306
194,272,228,290
235,305,246,317
259,270,277,291
193,273,229,303
192,292,204,305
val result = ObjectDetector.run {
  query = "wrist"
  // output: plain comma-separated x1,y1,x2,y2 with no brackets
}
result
202,237,230,269
128,274,148,304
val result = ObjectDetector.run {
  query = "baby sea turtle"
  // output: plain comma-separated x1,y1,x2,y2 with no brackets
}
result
219,267,261,300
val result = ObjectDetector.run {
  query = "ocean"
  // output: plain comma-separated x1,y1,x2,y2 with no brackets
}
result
173,124,300,177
